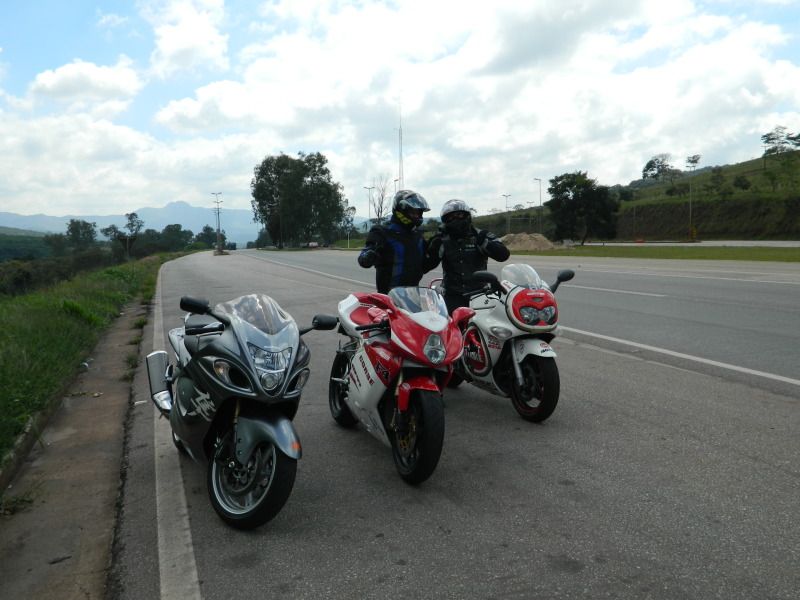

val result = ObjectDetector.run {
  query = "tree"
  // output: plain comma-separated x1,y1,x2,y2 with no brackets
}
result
160,224,194,251
251,152,346,248
371,175,391,224
101,212,145,260
547,171,618,244
43,233,69,257
642,154,674,180
66,219,97,251
732,175,751,191
194,225,225,248
686,154,701,170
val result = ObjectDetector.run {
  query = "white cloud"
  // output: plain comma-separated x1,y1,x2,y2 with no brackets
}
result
141,0,229,78
3,0,800,220
97,12,129,29
29,56,143,103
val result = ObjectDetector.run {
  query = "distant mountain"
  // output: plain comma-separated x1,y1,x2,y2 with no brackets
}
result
0,201,262,247
0,225,46,237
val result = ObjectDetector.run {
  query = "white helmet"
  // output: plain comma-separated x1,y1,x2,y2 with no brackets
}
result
441,199,472,223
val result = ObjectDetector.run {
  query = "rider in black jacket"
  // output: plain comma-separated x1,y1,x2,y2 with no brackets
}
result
358,190,433,294
426,199,510,314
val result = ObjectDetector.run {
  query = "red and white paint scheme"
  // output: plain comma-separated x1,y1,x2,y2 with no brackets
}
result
328,287,473,485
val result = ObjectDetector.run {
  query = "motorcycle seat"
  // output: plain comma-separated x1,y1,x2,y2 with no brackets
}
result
184,314,220,355
186,314,218,329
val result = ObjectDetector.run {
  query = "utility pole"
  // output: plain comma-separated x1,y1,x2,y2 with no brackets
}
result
502,194,511,235
534,178,542,234
363,186,375,228
397,103,404,189
211,192,223,253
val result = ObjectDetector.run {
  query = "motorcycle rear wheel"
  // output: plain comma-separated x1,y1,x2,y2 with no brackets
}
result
510,356,560,423
208,433,297,530
329,351,358,428
391,390,445,485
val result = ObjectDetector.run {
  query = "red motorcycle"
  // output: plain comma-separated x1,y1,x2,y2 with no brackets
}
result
328,287,474,483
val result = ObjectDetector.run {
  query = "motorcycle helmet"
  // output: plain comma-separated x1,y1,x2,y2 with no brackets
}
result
392,190,430,228
441,198,472,235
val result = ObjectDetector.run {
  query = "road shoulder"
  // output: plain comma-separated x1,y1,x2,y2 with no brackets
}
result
0,303,148,600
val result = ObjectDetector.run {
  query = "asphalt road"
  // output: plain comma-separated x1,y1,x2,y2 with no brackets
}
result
112,250,800,600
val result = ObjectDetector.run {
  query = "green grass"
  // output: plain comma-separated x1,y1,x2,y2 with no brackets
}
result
512,245,800,261
0,256,166,461
330,239,799,261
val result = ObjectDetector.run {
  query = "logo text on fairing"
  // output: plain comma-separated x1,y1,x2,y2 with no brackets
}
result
375,362,390,384
359,355,375,386
188,386,214,421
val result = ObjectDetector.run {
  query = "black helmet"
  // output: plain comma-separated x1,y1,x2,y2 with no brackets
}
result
392,190,430,228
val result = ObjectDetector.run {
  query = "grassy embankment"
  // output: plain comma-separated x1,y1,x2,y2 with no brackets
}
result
332,238,799,262
0,255,167,463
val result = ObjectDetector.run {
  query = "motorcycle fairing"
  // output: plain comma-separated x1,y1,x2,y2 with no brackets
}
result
396,374,440,412
514,337,557,358
463,324,492,377
235,415,302,461
364,343,402,386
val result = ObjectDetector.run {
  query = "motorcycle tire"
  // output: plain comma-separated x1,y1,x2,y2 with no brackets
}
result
329,352,358,428
510,356,560,423
208,434,297,530
446,372,463,388
391,390,445,485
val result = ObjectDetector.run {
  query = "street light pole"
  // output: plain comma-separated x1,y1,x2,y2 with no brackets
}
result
534,178,542,234
393,178,399,194
502,194,511,235
363,185,375,228
211,192,223,252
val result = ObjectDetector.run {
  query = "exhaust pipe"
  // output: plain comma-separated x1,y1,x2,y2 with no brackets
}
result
146,351,173,414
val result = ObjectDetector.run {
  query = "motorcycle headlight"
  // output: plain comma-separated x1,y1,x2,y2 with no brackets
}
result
248,344,292,391
423,334,446,365
519,305,556,325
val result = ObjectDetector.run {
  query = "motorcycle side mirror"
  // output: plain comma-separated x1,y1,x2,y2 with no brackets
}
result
312,314,338,330
451,306,476,328
300,314,339,335
470,271,500,292
180,296,210,314
549,269,575,293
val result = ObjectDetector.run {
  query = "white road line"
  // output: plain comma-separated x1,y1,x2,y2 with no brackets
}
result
568,284,666,297
560,326,800,387
243,254,372,287
153,269,202,600
246,252,799,387
571,267,800,286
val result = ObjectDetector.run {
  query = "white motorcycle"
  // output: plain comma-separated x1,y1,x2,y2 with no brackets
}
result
435,264,574,422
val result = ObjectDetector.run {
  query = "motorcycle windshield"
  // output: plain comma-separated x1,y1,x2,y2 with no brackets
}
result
215,294,294,335
500,264,548,290
388,287,449,317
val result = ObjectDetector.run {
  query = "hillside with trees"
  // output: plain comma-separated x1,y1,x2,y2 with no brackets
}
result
467,125,800,243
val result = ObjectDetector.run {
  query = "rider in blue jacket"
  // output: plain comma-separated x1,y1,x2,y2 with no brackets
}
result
358,190,434,294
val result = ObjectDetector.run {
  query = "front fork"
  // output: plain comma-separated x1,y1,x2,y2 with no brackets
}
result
508,337,557,387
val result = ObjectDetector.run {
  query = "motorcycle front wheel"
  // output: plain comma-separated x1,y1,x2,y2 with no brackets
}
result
208,431,297,530
329,351,358,428
510,356,560,423
391,390,445,485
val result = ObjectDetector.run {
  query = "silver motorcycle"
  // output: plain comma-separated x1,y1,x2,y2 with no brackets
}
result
146,294,337,529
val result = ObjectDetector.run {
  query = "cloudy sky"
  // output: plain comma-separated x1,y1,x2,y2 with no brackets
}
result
1,0,799,221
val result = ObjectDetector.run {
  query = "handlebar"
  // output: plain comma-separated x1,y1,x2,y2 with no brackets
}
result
355,319,389,332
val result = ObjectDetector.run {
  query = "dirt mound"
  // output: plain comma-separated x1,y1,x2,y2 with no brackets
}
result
499,232,555,251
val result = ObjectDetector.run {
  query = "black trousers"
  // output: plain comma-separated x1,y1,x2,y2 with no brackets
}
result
444,293,469,315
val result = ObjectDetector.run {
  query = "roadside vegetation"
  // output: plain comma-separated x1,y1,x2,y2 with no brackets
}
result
0,256,167,463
